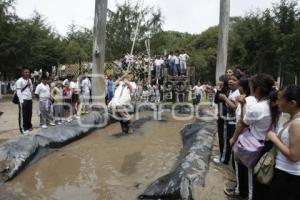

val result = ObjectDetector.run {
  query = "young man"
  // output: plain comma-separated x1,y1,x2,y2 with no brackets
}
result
81,75,91,113
108,72,137,134
70,76,80,118
16,68,33,134
35,76,55,129
179,50,190,76
192,82,203,106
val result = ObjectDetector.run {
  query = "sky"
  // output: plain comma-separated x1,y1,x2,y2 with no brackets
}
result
15,0,280,36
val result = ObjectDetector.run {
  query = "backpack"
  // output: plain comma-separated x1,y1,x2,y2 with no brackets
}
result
12,81,29,104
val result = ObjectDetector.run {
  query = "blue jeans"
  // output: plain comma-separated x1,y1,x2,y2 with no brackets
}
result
175,64,181,75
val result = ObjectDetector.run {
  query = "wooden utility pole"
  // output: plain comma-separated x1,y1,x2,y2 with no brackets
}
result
215,0,230,83
92,0,107,102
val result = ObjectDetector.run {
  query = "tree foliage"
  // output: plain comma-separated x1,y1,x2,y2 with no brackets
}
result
106,0,163,61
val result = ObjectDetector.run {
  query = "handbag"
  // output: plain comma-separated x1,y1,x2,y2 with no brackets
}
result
254,146,276,184
233,129,264,168
254,115,300,184
12,81,29,104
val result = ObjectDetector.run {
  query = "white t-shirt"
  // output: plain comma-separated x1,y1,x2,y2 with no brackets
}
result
173,56,180,65
81,78,91,94
70,81,80,94
35,83,50,101
193,85,202,95
243,100,272,140
236,96,257,123
154,59,161,66
228,89,240,102
63,79,69,86
16,77,33,101
109,81,136,106
227,89,240,124
179,53,189,62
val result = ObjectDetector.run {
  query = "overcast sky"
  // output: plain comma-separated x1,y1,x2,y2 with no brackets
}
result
15,0,280,36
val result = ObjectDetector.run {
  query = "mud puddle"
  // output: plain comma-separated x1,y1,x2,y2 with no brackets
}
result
4,112,194,200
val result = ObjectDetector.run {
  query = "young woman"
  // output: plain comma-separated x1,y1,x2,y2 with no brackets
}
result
226,74,276,200
266,85,300,200
214,75,229,164
217,75,240,164
224,76,257,198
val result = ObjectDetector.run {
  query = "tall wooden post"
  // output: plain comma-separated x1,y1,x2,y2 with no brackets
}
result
92,0,107,102
216,0,230,83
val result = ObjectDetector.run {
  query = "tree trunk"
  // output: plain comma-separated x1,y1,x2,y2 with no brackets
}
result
215,0,230,84
92,0,108,104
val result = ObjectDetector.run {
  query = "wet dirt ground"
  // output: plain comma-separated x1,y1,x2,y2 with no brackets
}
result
3,112,195,200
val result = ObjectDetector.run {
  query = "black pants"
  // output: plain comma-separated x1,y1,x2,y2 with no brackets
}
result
266,168,300,200
18,100,32,133
235,141,273,200
120,120,130,134
220,122,235,164
217,117,225,156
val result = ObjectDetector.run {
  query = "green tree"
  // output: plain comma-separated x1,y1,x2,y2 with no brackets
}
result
105,0,163,61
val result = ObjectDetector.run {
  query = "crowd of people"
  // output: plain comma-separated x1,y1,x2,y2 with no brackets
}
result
15,68,92,134
213,67,300,200
120,50,190,81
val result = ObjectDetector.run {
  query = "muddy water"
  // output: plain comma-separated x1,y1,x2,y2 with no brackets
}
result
5,112,195,200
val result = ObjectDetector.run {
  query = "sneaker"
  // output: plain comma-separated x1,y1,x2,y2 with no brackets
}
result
41,125,48,129
23,130,30,135
56,122,62,125
212,156,221,164
224,187,241,199
67,118,73,123
49,122,56,126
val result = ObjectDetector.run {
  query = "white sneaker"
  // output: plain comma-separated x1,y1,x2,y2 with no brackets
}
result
49,122,56,126
67,119,73,123
41,125,48,129
57,122,62,125
212,156,221,164
23,130,30,135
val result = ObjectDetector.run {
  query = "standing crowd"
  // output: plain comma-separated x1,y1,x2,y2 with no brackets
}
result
15,68,92,134
213,67,300,200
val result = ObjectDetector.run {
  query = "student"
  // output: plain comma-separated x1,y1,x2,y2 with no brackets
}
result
106,75,114,103
217,75,240,164
154,55,162,78
266,85,300,200
224,76,257,198
70,76,80,118
35,76,55,128
214,75,229,164
192,82,203,106
81,75,91,113
108,72,137,134
226,74,276,200
51,82,64,125
173,51,181,76
16,68,33,134
63,81,73,122
179,50,189,76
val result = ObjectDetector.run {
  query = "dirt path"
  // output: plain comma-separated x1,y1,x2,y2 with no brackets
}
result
194,136,235,200
0,95,40,144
